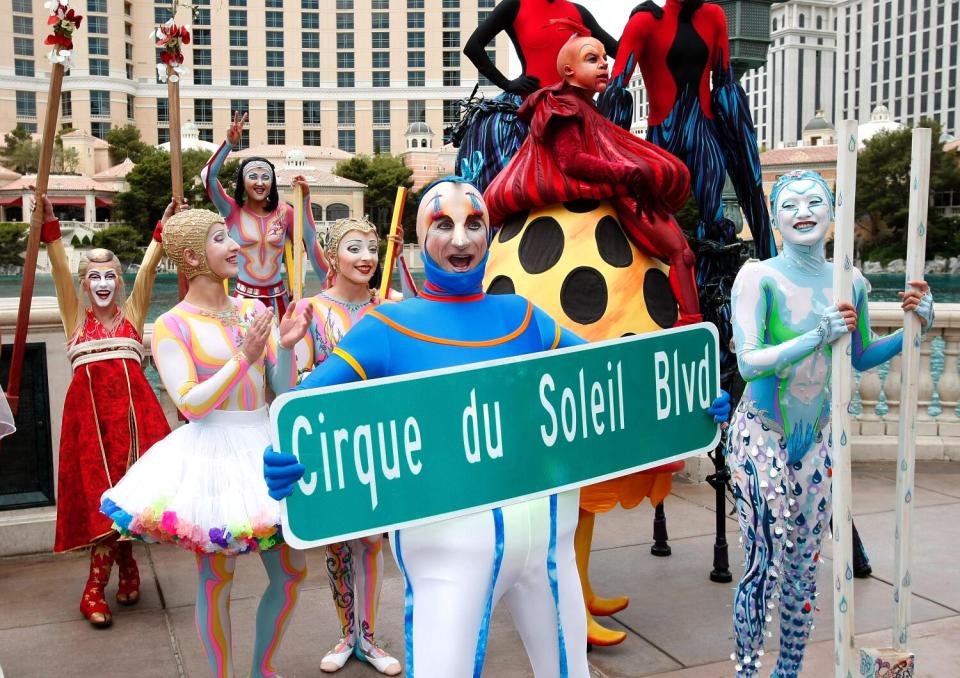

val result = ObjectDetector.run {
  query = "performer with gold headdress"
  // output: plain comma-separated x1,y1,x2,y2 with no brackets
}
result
101,208,313,678
34,192,175,628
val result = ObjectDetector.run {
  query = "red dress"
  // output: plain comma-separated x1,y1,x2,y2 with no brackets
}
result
54,310,171,552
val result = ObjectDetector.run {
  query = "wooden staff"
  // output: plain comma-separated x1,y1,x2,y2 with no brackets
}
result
6,63,65,415
378,187,408,300
893,127,930,650
292,185,304,302
831,119,859,678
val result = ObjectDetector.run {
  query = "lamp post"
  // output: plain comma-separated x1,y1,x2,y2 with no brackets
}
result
701,0,787,585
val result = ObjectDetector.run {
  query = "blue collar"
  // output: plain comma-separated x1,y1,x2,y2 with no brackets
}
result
420,249,489,298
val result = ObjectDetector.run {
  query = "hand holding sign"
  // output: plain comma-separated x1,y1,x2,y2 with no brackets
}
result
263,446,304,500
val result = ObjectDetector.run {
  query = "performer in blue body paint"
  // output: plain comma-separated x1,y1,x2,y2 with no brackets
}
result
727,171,934,677
265,169,731,678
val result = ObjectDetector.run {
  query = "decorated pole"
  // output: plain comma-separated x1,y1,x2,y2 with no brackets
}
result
153,12,190,295
292,185,305,302
378,187,408,300
5,0,82,415
831,120,858,678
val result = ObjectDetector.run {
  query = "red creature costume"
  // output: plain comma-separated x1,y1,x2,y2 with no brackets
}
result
40,200,172,628
485,23,701,325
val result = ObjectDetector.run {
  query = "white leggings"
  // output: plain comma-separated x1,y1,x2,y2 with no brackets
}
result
390,490,588,678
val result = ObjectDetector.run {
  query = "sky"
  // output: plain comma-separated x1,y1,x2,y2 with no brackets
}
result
506,0,644,76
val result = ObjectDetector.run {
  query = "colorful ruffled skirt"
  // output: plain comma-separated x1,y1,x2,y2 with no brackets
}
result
100,407,282,555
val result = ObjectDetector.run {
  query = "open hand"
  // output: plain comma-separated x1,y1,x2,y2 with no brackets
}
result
227,110,248,146
240,308,273,364
279,302,314,349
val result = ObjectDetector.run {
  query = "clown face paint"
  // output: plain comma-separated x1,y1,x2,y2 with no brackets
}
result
243,165,273,206
85,267,118,308
205,222,241,280
560,37,609,93
418,183,489,273
336,230,379,286
773,179,832,247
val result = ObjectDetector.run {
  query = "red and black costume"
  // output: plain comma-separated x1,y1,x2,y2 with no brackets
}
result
484,81,702,325
452,0,618,192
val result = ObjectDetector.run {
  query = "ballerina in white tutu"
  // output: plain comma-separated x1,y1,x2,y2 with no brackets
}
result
101,208,313,678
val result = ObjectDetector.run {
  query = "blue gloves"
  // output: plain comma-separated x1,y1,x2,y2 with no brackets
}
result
707,390,732,424
263,445,306,501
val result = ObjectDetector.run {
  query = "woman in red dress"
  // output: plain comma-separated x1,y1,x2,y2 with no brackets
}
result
38,194,177,627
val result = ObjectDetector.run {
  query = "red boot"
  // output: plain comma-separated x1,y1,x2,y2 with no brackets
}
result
81,537,118,628
115,541,140,606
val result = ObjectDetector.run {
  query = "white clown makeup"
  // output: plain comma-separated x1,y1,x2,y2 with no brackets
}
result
773,179,832,248
203,222,241,281
417,182,490,273
243,164,274,205
336,231,379,287
85,267,118,309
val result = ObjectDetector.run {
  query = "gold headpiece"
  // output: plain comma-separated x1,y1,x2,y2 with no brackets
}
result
162,209,225,280
324,216,379,273
78,248,121,277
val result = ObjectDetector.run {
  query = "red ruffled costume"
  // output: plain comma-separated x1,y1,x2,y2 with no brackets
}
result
54,312,171,552
485,81,701,323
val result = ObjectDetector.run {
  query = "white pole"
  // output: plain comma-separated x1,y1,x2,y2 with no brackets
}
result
831,119,858,678
893,127,930,650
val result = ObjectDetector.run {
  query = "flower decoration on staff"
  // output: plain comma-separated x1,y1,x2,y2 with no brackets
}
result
43,0,83,67
152,18,191,83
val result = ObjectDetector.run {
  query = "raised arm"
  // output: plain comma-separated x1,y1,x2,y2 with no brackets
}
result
463,0,536,95
35,195,80,338
125,200,185,334
286,176,329,286
200,112,246,218
575,3,618,58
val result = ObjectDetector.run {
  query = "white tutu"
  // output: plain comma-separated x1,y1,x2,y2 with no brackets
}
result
100,407,282,555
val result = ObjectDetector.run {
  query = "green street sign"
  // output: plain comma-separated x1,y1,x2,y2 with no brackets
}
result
270,323,721,549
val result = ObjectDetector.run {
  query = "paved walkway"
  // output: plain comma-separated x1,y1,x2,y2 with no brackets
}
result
1,462,958,677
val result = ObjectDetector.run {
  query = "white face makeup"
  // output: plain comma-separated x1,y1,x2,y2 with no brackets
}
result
204,223,240,280
774,179,832,247
243,167,273,204
418,183,490,273
85,267,118,308
336,231,379,286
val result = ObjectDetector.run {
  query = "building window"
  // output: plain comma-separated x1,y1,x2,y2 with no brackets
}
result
193,69,212,85
267,71,284,87
372,12,389,29
303,12,319,29
443,71,460,87
442,0,460,7
87,15,108,34
193,8,210,25
334,0,351,7
194,99,213,123
408,51,425,68
268,129,285,145
266,51,284,68
265,11,283,27
13,0,32,12
407,0,424,8
303,33,320,49
231,99,249,119
62,91,73,118
337,33,354,49
478,10,490,22
127,94,135,119
443,11,460,28
194,49,212,66
303,52,321,69
373,100,391,125
408,31,424,48
154,6,172,24
158,128,170,145
302,0,319,8
229,0,247,5
443,51,460,68
372,52,390,69
337,72,355,88
372,32,389,49
230,50,248,67
156,97,168,123
337,52,354,69
443,32,460,48
193,28,211,45
408,100,425,123
230,70,249,86
90,90,110,117
91,122,111,139
14,37,33,56
304,130,323,146
229,9,247,26
13,16,32,34
267,100,285,125
372,0,388,8
88,36,108,55
15,91,36,118
338,130,356,153
478,0,494,7
443,99,460,126
14,59,35,77
125,42,133,60
338,101,356,125
336,13,354,30
373,130,391,154
303,101,322,125
266,0,283,7
303,72,321,87
198,128,214,143
229,30,247,47
266,31,283,47
408,12,424,29
373,72,390,87
407,71,425,87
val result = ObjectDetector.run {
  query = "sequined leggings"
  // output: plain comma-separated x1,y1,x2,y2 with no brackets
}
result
728,406,833,678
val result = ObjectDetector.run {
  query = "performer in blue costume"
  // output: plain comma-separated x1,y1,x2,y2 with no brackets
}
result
727,171,933,677
265,174,731,677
